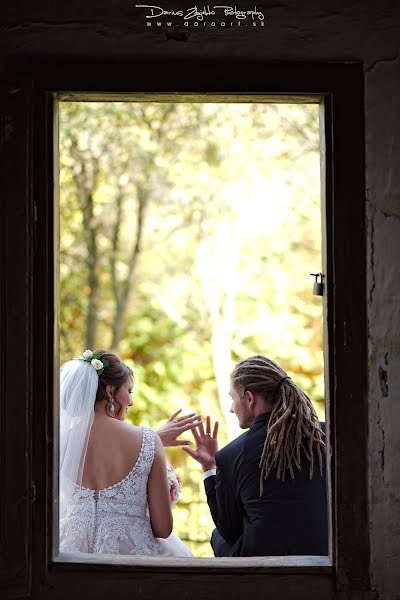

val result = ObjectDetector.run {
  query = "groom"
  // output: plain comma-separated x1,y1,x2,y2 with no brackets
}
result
183,355,328,557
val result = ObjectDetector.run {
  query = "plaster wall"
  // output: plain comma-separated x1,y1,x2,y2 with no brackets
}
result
0,1,399,597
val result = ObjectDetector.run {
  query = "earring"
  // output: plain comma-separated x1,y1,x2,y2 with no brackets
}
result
109,397,115,417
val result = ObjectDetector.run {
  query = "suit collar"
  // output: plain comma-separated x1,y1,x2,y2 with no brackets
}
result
250,412,271,429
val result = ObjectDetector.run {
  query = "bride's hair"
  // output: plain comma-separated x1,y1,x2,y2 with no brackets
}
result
231,355,325,495
94,349,133,416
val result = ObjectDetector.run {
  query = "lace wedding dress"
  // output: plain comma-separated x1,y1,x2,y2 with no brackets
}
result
59,426,192,556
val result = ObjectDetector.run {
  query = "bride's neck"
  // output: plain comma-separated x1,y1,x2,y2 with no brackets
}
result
94,400,109,416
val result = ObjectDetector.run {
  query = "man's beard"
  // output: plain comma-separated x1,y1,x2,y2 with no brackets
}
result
239,410,253,429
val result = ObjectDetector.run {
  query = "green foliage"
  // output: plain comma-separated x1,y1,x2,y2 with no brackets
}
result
59,101,324,556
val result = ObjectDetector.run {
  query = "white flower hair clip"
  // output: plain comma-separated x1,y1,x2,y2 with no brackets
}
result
76,350,110,376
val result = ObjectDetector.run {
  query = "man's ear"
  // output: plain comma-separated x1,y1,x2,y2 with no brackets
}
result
245,390,256,409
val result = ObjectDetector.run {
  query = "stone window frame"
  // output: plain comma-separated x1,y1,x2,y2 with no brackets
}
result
1,59,369,599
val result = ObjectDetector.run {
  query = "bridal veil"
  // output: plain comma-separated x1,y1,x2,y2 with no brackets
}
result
59,359,98,521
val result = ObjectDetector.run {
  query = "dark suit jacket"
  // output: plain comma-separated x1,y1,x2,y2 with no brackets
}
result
204,412,328,557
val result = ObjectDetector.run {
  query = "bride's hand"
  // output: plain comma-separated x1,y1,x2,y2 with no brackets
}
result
156,409,203,447
182,416,219,471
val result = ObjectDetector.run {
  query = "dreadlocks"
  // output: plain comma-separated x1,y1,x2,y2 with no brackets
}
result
231,355,325,496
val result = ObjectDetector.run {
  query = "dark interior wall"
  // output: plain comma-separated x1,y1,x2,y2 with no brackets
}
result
0,2,399,598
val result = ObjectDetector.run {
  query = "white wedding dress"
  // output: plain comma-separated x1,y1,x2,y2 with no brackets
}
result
59,425,193,557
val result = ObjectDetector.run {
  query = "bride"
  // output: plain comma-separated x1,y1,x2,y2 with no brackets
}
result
59,349,199,557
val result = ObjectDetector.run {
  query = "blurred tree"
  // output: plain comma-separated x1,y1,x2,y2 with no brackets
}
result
60,102,210,352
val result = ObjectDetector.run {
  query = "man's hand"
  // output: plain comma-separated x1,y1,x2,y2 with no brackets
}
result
182,416,219,471
156,409,203,447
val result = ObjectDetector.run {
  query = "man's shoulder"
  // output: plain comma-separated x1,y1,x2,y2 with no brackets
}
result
216,430,249,465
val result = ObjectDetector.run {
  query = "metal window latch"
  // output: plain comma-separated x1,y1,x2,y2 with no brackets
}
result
31,481,37,503
310,272,324,296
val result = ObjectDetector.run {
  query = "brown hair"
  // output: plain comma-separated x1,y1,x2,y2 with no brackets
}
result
94,349,133,417
231,355,325,494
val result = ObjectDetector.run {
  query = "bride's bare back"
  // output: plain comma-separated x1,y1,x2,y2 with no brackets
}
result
82,415,143,489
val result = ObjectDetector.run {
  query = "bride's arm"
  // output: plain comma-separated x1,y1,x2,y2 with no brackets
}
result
147,434,173,539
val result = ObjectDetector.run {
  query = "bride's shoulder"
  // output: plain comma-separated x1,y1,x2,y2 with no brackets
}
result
105,420,158,449
108,419,142,439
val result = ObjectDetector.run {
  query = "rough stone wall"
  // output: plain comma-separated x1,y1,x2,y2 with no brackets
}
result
366,53,400,598
0,1,399,597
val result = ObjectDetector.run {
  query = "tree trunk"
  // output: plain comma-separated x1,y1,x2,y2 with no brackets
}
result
85,207,99,349
111,184,148,352
70,139,100,350
198,219,243,441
